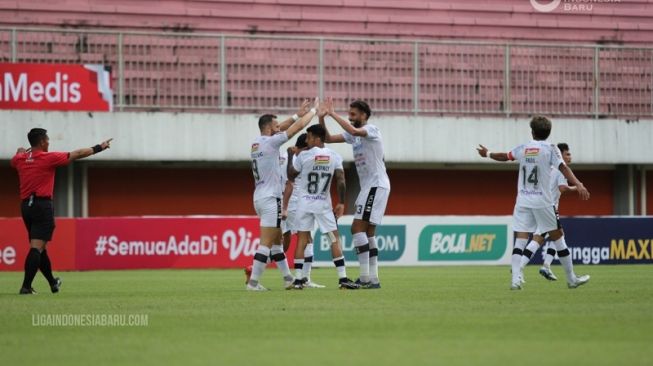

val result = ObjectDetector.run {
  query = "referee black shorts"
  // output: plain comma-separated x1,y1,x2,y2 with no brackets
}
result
21,197,56,242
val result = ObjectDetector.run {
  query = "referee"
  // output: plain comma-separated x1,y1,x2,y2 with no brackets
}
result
10,128,112,295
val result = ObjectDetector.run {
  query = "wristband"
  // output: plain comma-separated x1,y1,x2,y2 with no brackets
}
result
310,108,317,114
486,151,492,159
292,114,299,122
92,144,103,154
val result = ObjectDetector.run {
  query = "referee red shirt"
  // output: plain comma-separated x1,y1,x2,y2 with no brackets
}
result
10,149,70,200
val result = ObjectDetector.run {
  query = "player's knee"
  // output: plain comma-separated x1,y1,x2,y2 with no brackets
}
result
548,229,563,241
351,220,367,234
30,240,46,252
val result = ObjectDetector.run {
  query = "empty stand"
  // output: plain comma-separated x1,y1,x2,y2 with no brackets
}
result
2,27,652,117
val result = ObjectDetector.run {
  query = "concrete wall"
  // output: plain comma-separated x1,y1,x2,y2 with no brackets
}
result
2,111,653,164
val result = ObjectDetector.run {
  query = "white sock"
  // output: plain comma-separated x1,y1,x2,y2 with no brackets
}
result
303,243,314,280
270,244,293,281
250,245,270,285
294,258,304,280
368,236,379,284
543,242,556,267
353,232,369,282
512,238,528,283
333,256,347,279
520,240,540,269
554,236,576,282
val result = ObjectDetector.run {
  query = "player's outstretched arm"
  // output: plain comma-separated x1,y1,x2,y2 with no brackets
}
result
559,164,590,200
319,98,345,143
477,144,510,162
559,184,578,195
287,147,300,180
326,97,367,137
279,99,311,131
282,179,293,220
286,98,318,139
69,138,113,162
334,169,346,219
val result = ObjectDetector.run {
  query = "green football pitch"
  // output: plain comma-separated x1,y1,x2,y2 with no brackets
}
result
1,265,650,366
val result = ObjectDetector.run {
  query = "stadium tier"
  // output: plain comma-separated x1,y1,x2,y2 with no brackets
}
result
1,29,652,117
1,0,652,43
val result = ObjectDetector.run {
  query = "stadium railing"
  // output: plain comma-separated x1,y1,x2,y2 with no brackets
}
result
0,27,651,118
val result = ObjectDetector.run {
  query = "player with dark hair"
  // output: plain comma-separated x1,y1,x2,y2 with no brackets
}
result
287,124,359,290
246,98,318,291
318,98,390,289
279,133,325,288
477,116,591,290
11,128,112,294
538,142,578,281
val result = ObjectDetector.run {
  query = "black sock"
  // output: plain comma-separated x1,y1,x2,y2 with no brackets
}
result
22,248,41,289
39,249,56,285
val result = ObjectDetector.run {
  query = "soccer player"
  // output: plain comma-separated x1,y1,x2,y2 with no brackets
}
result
538,143,577,281
246,98,318,291
287,124,359,290
11,128,112,294
318,98,390,289
281,133,325,288
477,116,591,290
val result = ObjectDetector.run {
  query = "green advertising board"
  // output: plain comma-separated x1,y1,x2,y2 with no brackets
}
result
314,225,406,262
418,225,507,261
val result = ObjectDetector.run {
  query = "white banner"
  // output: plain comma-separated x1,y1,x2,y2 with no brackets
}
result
311,215,514,267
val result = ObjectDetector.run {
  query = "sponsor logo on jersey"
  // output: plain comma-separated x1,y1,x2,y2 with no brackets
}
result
314,155,330,165
525,148,540,157
251,143,259,153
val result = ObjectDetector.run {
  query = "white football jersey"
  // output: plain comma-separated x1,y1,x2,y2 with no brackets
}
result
550,167,568,209
292,146,343,213
251,132,288,201
342,124,390,190
509,140,564,209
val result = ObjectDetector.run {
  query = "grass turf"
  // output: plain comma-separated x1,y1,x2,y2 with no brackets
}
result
0,265,651,366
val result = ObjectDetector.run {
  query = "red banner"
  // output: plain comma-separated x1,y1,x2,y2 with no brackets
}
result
75,217,265,270
0,218,77,271
0,216,298,271
0,63,113,111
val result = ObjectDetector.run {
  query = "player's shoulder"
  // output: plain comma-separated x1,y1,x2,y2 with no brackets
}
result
44,151,68,159
251,135,265,145
513,142,528,150
364,123,381,134
298,147,316,159
325,147,342,159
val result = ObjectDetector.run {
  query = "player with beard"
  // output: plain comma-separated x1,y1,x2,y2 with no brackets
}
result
318,98,390,289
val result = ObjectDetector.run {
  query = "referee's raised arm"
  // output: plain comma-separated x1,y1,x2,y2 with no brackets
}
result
68,138,113,161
